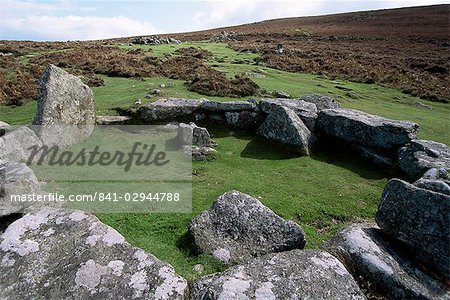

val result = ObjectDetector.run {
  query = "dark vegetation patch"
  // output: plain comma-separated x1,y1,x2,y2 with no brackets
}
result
174,47,213,59
187,74,259,97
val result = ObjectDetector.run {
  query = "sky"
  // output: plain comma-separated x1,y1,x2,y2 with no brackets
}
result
0,0,449,41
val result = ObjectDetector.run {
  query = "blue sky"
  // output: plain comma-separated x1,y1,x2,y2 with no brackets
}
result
1,0,448,41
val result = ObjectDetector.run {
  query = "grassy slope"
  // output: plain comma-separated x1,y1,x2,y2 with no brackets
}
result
1,42,448,279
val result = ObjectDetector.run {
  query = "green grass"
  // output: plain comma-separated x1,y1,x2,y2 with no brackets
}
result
1,42,449,280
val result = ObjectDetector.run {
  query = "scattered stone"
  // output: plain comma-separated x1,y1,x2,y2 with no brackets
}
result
210,31,237,42
273,90,291,98
177,122,212,147
183,146,217,161
414,101,432,110
0,162,41,217
159,84,166,88
95,116,131,125
317,108,418,151
257,106,313,155
376,179,450,279
0,208,187,299
134,99,142,105
0,126,43,162
151,89,161,95
192,264,204,274
201,100,257,112
0,121,11,136
300,93,340,111
244,72,265,78
224,111,262,129
398,140,450,179
326,224,449,300
190,249,365,299
0,52,13,57
137,98,206,123
259,98,318,131
131,35,181,45
145,94,153,99
189,191,306,264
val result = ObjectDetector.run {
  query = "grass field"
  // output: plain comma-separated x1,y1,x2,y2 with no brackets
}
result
1,42,448,280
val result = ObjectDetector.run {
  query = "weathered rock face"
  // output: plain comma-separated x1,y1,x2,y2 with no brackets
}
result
257,105,313,155
300,93,340,111
138,98,206,123
259,98,317,131
96,115,131,125
182,146,217,161
201,100,257,112
0,121,10,137
317,109,418,151
0,208,187,299
33,65,94,126
224,111,262,129
326,224,449,300
190,249,366,300
413,167,450,194
189,191,306,264
0,162,41,217
177,122,211,147
376,179,450,279
0,126,43,162
398,140,450,179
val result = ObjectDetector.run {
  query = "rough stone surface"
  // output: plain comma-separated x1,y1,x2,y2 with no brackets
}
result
414,178,450,195
0,121,10,137
0,208,187,299
224,111,262,129
182,146,217,161
259,98,317,131
257,105,313,155
96,115,131,125
326,224,449,300
355,146,393,166
0,162,41,217
137,98,206,123
398,140,450,179
317,108,418,151
189,191,306,264
376,179,450,279
0,126,43,162
178,122,211,147
190,249,366,300
300,93,340,111
201,100,256,112
273,90,291,98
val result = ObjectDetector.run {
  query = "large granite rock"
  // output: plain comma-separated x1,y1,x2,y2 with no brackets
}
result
201,100,256,112
0,208,187,299
414,167,450,195
376,179,450,279
317,109,418,151
224,111,262,129
257,105,313,155
137,98,205,123
32,65,95,146
0,126,43,162
398,140,450,180
259,98,317,131
177,122,211,147
0,162,41,217
190,249,366,300
300,93,340,111
189,191,305,264
326,224,449,300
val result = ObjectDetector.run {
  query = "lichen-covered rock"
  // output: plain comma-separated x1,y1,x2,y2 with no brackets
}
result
257,105,313,155
317,109,418,151
224,111,262,129
398,140,450,179
413,167,450,194
177,122,211,147
189,191,306,264
137,98,206,123
33,65,94,126
96,115,131,125
190,249,366,300
0,126,43,162
259,98,317,131
0,162,41,217
201,100,257,112
0,208,187,299
182,145,217,161
300,93,340,111
376,179,450,279
326,224,449,300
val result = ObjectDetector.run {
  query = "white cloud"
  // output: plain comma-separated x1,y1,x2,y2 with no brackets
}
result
0,0,161,41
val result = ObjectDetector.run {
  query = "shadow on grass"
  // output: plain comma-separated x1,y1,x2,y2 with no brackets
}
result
240,136,301,160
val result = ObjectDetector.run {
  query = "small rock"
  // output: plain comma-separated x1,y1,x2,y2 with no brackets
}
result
177,122,212,147
134,99,142,105
95,116,131,125
151,89,161,95
273,90,291,98
192,264,204,274
414,101,432,110
183,145,217,161
159,84,166,88
300,93,340,111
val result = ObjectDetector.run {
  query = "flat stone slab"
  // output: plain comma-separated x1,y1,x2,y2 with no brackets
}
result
376,178,450,279
326,224,449,300
96,115,131,125
398,139,450,179
0,208,187,299
137,98,206,122
257,105,313,155
201,100,257,112
317,108,418,150
189,191,306,264
190,249,366,300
